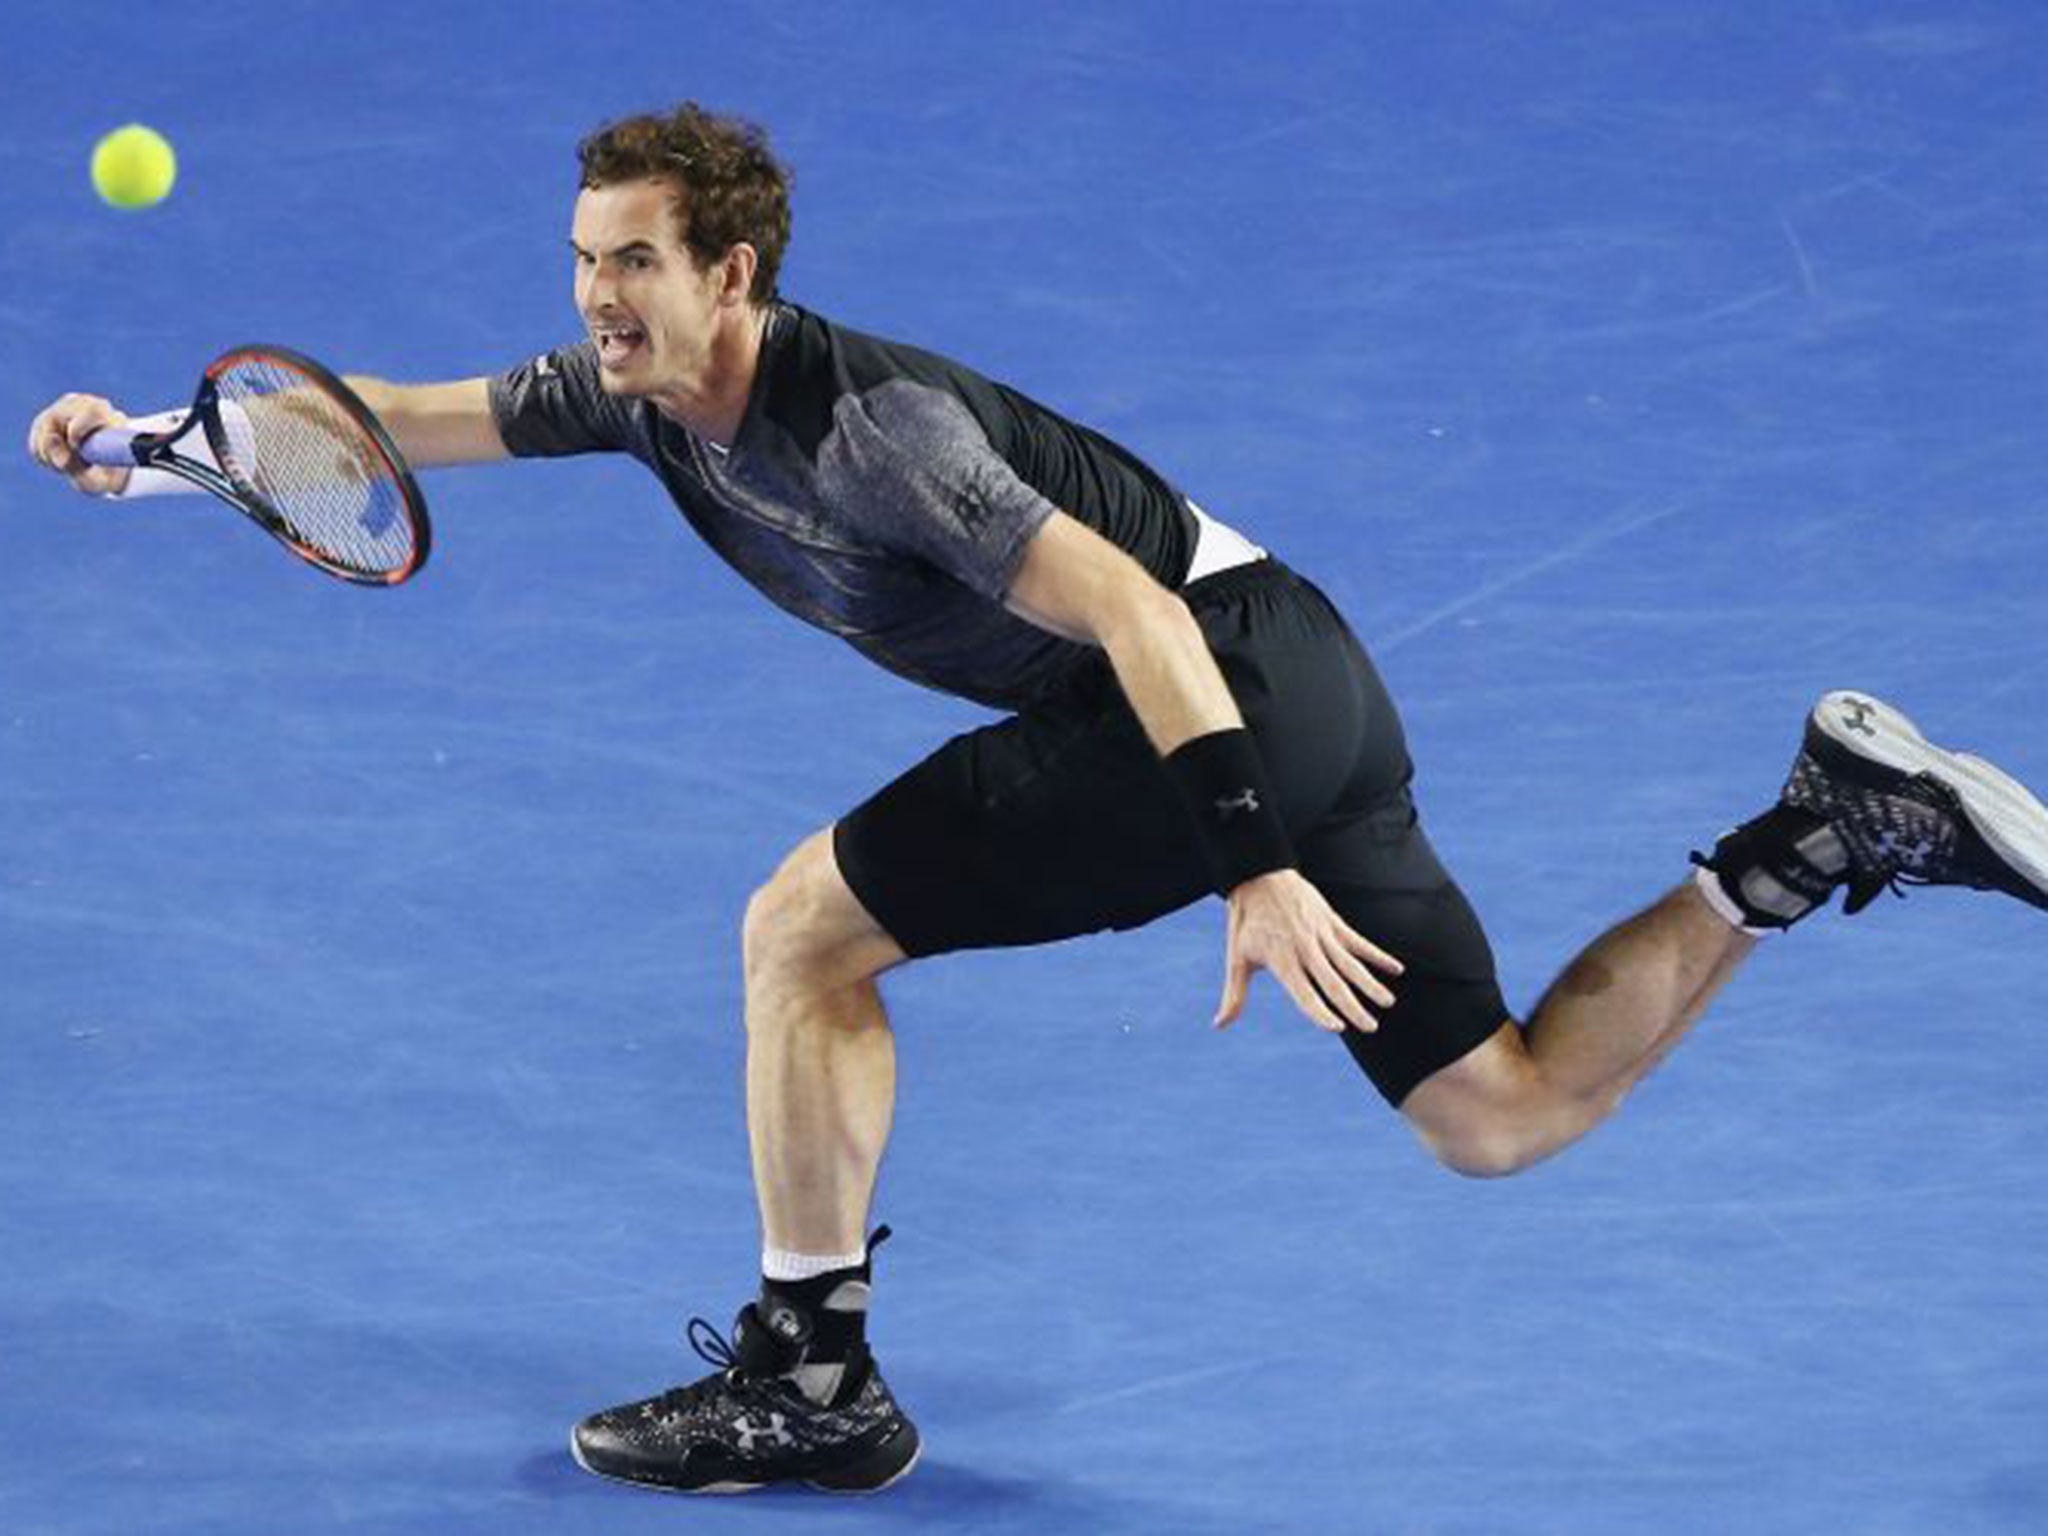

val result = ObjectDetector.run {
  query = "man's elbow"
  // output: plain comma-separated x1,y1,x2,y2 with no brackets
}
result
1097,574,1201,656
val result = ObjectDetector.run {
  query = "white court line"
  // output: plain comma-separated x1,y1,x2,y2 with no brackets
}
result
1055,1355,1278,1415
1371,497,1698,657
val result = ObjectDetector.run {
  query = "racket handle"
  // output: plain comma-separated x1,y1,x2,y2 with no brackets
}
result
78,427,141,467
80,409,212,499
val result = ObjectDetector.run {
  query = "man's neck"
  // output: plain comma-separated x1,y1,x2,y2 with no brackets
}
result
651,303,769,447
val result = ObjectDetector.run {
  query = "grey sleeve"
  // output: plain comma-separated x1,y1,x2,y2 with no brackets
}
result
819,380,1057,600
487,341,638,457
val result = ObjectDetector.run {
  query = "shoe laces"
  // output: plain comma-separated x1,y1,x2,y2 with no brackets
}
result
647,1316,764,1415
1843,871,1911,915
686,1315,742,1377
1844,860,1998,914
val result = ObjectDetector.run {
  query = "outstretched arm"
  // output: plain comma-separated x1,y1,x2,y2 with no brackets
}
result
1004,511,1403,1034
26,374,509,496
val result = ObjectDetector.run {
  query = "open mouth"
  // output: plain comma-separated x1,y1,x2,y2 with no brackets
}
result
593,323,647,367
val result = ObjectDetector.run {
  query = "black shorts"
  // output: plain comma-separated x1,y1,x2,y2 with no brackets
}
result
833,560,1508,1105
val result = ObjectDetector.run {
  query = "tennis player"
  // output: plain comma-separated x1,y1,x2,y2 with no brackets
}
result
28,103,2048,1496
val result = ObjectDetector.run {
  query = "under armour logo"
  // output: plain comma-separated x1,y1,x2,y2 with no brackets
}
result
734,1413,794,1453
1214,788,1261,818
1838,697,1878,737
1876,830,1934,871
767,1306,806,1341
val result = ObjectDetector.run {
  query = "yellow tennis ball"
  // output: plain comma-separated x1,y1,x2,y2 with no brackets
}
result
91,124,178,210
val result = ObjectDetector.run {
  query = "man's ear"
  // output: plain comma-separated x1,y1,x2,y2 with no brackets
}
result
720,243,760,306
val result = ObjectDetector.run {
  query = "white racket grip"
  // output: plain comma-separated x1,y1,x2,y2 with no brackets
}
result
103,402,256,499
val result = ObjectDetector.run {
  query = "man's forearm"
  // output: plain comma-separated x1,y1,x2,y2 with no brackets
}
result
1094,585,1246,756
343,375,508,468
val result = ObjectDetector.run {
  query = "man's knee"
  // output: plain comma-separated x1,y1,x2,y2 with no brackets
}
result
1400,1023,1598,1179
743,829,904,998
1413,1120,1550,1180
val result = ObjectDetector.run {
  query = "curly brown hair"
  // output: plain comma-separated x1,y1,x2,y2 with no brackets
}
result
577,103,792,303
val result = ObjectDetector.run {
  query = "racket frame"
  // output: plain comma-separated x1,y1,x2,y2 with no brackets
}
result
96,343,431,587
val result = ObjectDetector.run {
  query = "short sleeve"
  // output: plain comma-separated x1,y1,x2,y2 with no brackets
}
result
488,341,639,457
816,379,1057,600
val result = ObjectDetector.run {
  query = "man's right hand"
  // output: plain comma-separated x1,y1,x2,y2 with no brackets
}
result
25,394,133,496
1214,866,1403,1035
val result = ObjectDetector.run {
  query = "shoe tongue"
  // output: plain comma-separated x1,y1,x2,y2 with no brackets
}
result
733,1300,813,1376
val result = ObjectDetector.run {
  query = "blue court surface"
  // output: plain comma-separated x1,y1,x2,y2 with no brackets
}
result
5,4,2047,1533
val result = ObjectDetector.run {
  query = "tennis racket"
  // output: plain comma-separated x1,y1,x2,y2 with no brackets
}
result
79,344,431,586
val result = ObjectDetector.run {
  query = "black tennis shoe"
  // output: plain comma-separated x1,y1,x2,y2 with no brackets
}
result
1782,690,2048,916
570,1301,919,1496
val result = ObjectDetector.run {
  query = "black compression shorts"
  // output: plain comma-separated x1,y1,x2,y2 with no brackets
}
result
833,559,1508,1105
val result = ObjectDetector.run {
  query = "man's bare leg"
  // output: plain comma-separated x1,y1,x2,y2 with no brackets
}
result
1524,877,1756,1100
747,971,896,1256
1401,878,1754,1176
741,829,907,1256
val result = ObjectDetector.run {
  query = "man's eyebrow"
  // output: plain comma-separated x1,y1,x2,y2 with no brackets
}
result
567,238,664,258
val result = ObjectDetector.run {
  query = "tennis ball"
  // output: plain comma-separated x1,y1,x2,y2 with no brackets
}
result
91,124,177,210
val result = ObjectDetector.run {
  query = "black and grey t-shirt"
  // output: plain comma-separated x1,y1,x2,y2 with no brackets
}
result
488,301,1196,711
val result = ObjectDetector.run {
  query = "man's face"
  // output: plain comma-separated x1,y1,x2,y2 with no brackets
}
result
570,179,726,396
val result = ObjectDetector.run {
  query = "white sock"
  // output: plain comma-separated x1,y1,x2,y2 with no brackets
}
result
762,1246,868,1283
1691,863,1777,938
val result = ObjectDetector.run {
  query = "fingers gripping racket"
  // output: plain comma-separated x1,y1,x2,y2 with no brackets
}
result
80,344,431,586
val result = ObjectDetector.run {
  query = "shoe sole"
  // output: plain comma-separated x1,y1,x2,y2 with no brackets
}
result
568,1424,922,1497
1807,690,2048,908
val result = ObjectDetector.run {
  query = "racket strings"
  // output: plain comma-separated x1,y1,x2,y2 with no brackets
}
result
211,358,415,576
